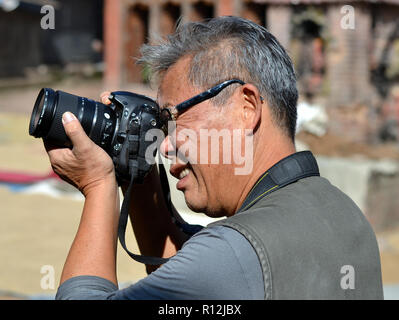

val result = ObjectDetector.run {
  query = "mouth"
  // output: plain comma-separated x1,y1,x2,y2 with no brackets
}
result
170,163,193,190
179,167,190,180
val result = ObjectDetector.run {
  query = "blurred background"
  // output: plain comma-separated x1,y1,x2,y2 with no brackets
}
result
0,0,399,299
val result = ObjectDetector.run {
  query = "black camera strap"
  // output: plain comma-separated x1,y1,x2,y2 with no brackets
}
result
117,161,203,266
158,162,205,236
237,151,320,213
117,166,170,266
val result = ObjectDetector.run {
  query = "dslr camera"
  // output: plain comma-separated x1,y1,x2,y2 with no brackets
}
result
29,88,166,183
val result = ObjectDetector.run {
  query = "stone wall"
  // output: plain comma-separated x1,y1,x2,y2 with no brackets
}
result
317,155,399,232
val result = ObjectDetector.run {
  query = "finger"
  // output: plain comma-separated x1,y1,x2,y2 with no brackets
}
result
62,112,92,154
100,91,112,105
43,139,69,162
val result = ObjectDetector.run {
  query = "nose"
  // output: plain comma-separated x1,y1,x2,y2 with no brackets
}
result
160,135,176,160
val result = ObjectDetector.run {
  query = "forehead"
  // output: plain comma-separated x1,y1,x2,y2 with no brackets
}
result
157,56,197,108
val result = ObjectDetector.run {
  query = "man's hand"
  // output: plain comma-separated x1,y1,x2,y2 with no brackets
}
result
44,112,115,197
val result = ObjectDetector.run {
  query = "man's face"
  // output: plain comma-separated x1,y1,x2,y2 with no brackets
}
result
158,57,247,217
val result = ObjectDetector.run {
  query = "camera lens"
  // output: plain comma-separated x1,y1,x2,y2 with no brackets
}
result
29,88,118,152
29,88,57,138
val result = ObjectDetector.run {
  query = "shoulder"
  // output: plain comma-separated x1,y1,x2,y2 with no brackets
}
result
115,225,264,300
249,176,361,213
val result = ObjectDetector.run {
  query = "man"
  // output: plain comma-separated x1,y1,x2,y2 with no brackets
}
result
52,16,383,299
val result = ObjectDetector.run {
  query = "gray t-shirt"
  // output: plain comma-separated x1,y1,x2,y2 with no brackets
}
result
55,225,264,300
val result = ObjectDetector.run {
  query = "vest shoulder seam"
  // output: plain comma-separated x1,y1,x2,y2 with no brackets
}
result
210,220,273,300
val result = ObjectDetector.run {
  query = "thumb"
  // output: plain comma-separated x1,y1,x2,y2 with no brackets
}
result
62,112,91,153
100,91,112,105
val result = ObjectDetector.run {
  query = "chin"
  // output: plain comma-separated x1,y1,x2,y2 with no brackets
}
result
185,197,207,214
184,194,225,218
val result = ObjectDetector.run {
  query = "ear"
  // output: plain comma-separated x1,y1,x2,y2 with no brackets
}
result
240,83,263,132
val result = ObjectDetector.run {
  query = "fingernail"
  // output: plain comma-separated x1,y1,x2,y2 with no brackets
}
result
62,112,76,124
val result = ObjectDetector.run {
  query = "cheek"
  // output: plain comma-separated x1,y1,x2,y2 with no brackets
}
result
175,126,200,164
174,110,238,165
192,165,231,214
186,166,215,209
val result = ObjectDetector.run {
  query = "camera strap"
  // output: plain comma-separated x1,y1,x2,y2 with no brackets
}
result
158,162,204,236
237,151,320,213
117,161,203,266
117,166,170,266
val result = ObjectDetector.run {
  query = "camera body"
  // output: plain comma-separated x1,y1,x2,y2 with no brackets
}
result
29,88,163,184
107,91,161,183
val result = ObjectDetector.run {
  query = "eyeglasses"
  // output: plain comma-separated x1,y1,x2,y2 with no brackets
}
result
159,79,245,136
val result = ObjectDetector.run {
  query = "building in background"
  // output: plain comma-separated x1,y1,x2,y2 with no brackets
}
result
104,0,399,108
102,0,399,143
1,0,398,139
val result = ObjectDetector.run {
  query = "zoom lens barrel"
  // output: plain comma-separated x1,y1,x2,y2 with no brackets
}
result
29,88,117,152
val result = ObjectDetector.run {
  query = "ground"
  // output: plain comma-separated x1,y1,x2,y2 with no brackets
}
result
0,78,398,299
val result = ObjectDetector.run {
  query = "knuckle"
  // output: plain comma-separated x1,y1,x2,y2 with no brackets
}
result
48,149,71,165
78,144,91,155
73,141,94,157
47,150,59,163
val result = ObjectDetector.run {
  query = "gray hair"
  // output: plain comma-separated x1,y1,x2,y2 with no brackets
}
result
138,16,298,141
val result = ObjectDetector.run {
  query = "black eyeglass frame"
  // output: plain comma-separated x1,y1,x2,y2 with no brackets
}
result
159,79,245,129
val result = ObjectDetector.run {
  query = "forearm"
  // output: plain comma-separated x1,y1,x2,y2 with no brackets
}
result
60,177,120,286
